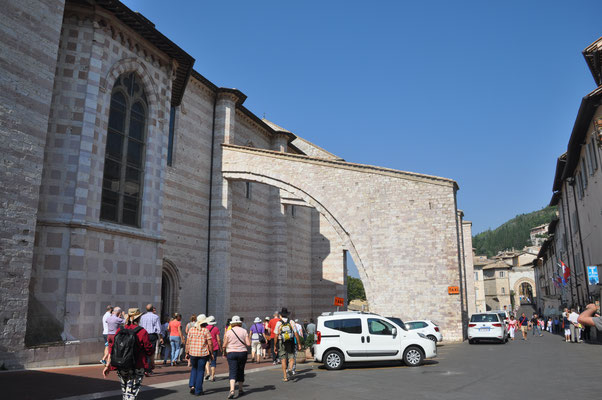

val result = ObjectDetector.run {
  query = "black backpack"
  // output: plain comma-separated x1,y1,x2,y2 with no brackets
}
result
111,326,143,369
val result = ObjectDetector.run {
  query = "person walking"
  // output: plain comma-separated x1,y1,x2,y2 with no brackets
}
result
553,316,560,334
291,319,305,375
204,315,221,382
530,313,539,336
268,311,280,365
518,313,529,340
569,309,580,343
223,315,251,399
168,313,185,366
263,317,271,360
103,308,153,400
249,317,265,364
101,305,113,365
161,318,170,365
185,315,199,367
185,315,213,396
274,308,301,382
106,307,125,344
306,318,316,356
139,304,162,374
563,312,571,342
507,315,517,341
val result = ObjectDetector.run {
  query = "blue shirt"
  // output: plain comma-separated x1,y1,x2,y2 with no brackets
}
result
139,312,161,334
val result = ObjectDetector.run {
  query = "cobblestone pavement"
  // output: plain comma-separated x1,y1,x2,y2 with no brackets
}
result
5,332,601,400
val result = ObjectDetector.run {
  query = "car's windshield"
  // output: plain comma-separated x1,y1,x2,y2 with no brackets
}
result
386,317,407,330
470,314,499,323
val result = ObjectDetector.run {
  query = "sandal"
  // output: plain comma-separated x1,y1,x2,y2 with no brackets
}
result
227,391,235,399
282,378,289,382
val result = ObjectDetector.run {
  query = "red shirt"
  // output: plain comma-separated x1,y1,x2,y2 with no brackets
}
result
268,318,279,339
207,325,221,351
108,324,153,370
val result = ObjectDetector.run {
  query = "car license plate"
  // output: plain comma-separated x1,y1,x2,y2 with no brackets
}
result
479,328,490,332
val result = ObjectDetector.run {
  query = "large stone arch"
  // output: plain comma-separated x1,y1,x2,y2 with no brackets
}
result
161,259,181,323
221,144,467,340
222,170,372,297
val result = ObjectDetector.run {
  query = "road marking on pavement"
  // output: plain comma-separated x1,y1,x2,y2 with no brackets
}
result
55,365,280,400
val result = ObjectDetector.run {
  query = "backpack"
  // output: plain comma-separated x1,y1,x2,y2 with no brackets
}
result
111,326,143,369
279,320,295,343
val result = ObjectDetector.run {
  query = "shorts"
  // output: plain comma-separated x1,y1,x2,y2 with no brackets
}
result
148,333,159,352
520,326,528,333
251,341,262,354
564,328,571,336
103,334,108,347
278,341,296,360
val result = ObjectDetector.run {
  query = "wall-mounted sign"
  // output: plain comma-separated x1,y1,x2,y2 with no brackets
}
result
334,296,345,307
587,266,599,285
448,286,460,295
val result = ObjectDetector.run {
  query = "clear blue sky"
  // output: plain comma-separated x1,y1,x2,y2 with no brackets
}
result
124,0,601,236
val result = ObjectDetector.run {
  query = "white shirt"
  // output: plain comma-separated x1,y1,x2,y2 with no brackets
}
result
569,312,580,324
102,311,111,335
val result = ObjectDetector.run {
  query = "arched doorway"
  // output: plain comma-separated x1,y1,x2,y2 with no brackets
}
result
161,260,180,323
519,282,534,304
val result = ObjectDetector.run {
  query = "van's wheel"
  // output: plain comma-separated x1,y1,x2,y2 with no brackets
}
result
403,346,424,367
323,349,344,370
468,339,475,344
427,335,437,342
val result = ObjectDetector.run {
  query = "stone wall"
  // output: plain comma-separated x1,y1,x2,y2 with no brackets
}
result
222,146,466,340
0,0,65,369
25,5,173,366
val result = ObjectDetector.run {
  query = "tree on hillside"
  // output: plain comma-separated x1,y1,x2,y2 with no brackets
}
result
347,276,366,302
472,206,557,257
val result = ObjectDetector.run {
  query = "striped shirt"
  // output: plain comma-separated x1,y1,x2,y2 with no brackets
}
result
186,326,212,357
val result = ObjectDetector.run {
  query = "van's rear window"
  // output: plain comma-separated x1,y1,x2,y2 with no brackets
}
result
470,314,499,323
324,318,362,334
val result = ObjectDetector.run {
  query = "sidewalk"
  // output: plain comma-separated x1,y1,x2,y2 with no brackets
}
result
0,356,279,400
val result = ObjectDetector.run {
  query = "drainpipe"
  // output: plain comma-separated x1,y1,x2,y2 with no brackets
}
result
205,93,218,315
564,180,581,307
571,178,591,305
560,186,575,305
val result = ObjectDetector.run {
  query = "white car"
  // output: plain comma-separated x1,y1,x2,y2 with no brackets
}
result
314,311,437,370
467,313,507,344
404,320,443,343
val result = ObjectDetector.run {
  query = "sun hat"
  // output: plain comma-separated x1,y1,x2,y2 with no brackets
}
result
231,315,243,325
126,308,142,323
280,307,290,318
254,317,261,324
265,317,270,321
206,316,217,325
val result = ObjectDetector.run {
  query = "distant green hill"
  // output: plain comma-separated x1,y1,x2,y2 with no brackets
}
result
473,206,557,257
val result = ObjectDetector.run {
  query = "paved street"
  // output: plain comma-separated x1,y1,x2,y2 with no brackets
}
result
104,333,602,399
4,332,600,400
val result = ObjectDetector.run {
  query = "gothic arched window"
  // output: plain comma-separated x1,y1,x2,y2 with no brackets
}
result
100,72,147,227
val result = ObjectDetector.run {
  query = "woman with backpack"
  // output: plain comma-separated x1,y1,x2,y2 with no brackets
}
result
222,315,251,399
103,308,153,400
249,317,266,363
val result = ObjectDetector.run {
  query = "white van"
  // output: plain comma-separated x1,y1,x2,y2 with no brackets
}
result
314,311,437,370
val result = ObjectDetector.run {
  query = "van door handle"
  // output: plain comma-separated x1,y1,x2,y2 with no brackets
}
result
361,336,365,343
367,336,370,343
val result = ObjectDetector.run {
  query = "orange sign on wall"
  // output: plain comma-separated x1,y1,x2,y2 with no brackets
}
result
334,296,345,307
448,286,460,295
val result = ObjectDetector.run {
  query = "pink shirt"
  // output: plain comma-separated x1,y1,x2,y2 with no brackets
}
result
225,326,248,353
207,325,221,351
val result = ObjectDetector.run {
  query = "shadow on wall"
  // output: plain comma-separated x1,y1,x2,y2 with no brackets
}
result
25,291,63,347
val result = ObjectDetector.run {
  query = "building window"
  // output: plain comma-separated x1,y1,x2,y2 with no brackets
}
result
475,288,479,298
291,205,296,218
501,287,505,294
245,181,252,199
100,72,147,227
576,171,584,199
499,271,505,278
474,271,479,281
167,106,176,166
581,159,588,188
589,137,598,172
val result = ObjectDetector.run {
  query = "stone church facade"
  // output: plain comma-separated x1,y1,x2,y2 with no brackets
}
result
0,0,473,369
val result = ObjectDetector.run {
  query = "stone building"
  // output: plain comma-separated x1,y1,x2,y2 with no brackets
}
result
0,0,473,368
472,255,488,313
537,38,602,317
